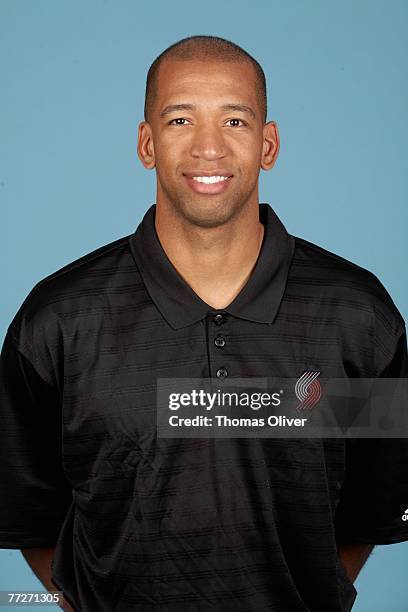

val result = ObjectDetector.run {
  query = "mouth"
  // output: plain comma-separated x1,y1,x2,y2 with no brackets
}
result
183,173,233,195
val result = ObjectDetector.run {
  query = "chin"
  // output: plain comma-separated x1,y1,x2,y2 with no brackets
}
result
176,196,245,229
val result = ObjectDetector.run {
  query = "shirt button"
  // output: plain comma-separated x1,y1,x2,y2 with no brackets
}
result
216,367,228,379
214,335,226,348
214,314,224,325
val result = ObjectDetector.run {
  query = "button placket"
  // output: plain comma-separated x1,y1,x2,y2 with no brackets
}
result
210,312,229,379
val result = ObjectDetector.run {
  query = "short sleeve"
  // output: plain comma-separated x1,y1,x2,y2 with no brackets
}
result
334,329,408,545
0,329,72,548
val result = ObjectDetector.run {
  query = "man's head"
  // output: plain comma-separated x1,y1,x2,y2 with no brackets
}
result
138,35,279,228
144,36,267,125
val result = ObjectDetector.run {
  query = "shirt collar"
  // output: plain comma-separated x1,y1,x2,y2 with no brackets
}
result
129,203,295,330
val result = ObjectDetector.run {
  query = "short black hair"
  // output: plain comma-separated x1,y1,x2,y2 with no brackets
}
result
144,35,267,124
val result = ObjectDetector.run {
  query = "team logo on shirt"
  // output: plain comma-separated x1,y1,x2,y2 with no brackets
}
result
402,509,408,521
295,371,322,409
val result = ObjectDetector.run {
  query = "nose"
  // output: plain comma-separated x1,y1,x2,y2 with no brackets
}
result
189,121,229,161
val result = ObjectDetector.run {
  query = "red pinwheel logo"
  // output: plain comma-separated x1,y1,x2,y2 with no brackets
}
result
295,371,322,410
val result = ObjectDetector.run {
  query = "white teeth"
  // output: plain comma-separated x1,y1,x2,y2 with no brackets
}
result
192,176,229,184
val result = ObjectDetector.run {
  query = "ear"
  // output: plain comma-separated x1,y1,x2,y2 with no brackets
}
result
261,121,280,171
137,121,156,169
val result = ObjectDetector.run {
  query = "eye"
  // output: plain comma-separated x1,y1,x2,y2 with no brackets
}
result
168,117,190,125
226,118,247,127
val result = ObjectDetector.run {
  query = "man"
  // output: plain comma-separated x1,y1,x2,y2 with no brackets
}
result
1,35,407,612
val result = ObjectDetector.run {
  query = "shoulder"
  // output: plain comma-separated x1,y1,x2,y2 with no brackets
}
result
291,236,406,374
291,235,405,331
7,234,139,360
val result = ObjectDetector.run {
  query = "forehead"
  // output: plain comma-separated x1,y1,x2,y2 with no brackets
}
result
155,58,259,108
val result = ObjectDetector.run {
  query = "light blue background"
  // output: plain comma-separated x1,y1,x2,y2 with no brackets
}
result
1,1,407,610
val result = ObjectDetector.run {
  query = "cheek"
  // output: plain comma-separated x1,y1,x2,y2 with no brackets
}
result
155,138,185,168
239,150,263,175
234,137,263,162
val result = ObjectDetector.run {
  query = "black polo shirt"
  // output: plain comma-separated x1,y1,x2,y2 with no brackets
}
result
1,203,407,612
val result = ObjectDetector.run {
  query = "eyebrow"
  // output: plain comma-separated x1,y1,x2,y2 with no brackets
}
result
159,103,256,120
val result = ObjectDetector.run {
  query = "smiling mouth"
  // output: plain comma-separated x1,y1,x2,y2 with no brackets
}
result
191,175,230,184
183,173,233,195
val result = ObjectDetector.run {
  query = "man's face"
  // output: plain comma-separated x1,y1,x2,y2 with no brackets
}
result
138,58,279,228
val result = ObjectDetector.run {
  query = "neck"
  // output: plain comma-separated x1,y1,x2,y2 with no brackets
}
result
154,201,265,310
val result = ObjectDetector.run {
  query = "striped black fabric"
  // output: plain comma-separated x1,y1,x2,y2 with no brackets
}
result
1,203,407,611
